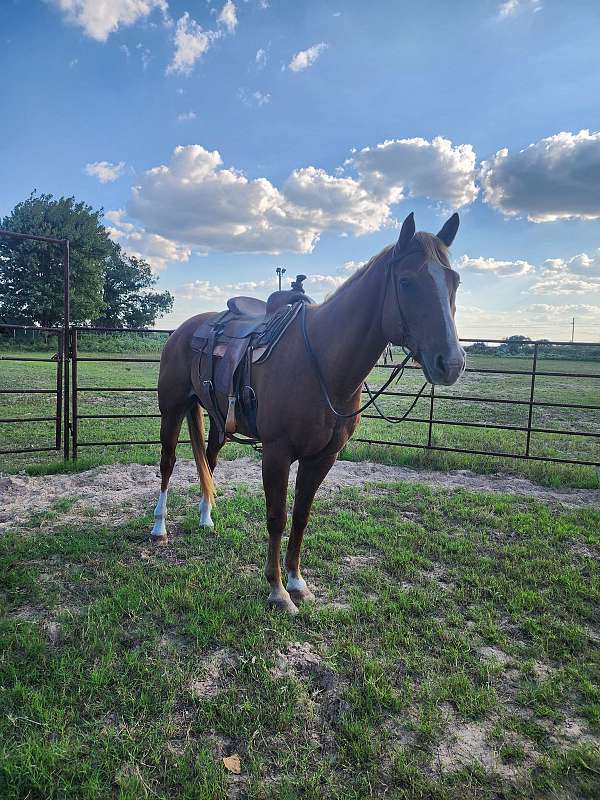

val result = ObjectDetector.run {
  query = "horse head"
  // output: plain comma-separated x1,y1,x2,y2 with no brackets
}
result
381,212,465,386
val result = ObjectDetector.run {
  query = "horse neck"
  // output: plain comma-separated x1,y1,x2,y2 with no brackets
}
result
309,260,388,401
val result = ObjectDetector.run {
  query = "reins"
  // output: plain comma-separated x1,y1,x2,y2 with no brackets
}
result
300,301,429,422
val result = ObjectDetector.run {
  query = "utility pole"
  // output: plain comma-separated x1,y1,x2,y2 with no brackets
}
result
571,317,575,343
275,266,286,291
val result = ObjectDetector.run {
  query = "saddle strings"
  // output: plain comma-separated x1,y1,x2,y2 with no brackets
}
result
300,302,429,422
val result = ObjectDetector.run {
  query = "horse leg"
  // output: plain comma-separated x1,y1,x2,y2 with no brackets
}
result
152,405,187,544
262,446,297,614
198,418,224,527
285,452,337,605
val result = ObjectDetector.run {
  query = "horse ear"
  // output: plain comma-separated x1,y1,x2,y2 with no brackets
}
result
393,212,415,258
437,213,460,247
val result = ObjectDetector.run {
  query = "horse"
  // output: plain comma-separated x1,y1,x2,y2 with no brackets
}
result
151,212,465,613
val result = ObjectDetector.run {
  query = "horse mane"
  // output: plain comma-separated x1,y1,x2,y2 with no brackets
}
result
323,232,452,304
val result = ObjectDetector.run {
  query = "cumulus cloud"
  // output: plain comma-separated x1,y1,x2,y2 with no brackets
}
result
166,12,218,75
85,160,125,183
128,145,395,254
347,137,479,208
530,250,600,294
288,42,328,72
177,110,197,122
455,254,534,278
105,209,191,271
51,0,167,42
480,130,600,222
178,279,227,300
497,0,542,19
217,0,237,33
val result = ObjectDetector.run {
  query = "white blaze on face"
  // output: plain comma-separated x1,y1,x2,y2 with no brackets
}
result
426,261,458,348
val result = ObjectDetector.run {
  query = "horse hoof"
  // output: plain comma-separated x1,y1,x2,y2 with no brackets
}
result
288,587,316,605
151,534,169,546
267,592,299,615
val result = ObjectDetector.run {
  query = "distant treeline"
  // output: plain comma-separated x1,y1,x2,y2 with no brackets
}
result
0,328,169,353
465,336,600,361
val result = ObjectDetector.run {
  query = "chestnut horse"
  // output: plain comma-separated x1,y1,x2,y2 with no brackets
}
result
152,212,465,613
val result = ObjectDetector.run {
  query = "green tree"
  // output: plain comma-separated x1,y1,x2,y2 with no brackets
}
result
93,246,173,328
0,192,111,326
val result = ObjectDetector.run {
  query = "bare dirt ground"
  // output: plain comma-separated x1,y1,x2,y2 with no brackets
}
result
1,456,599,533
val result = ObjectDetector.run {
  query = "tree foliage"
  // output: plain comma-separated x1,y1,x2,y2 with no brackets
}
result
94,246,173,328
0,192,173,329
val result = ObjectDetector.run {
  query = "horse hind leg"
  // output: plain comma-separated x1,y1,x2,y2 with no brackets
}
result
187,402,216,529
152,405,186,544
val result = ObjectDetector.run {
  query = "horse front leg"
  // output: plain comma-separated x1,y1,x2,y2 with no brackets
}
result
285,452,337,605
152,405,187,544
261,445,296,614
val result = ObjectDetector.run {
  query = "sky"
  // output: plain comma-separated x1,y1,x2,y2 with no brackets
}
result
2,0,600,341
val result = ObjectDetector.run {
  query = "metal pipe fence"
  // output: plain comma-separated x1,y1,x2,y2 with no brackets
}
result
1,324,599,468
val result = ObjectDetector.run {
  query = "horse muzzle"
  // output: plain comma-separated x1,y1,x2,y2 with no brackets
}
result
420,347,466,386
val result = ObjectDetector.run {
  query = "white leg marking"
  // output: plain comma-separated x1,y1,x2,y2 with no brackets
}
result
151,490,168,538
199,496,214,528
286,575,307,592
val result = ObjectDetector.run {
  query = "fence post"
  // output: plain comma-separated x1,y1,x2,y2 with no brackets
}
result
62,240,70,460
427,384,435,448
525,342,538,457
71,328,78,460
55,330,63,451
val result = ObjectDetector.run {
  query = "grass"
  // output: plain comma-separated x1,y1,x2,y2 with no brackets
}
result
0,482,599,798
0,348,599,487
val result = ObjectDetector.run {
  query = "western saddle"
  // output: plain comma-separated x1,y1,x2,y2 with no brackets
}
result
190,276,313,442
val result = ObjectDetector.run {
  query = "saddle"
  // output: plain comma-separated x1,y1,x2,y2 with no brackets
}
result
190,289,309,443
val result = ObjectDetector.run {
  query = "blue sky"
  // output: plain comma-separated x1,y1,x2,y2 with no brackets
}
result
2,0,600,339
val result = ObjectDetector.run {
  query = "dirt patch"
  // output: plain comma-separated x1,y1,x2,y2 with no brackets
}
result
2,457,599,534
188,647,237,700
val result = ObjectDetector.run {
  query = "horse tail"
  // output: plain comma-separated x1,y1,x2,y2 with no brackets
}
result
186,402,215,506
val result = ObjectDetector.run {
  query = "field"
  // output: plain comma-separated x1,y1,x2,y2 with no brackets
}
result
1,473,599,798
1,345,598,488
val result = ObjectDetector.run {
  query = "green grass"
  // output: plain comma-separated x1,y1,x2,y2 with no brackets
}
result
1,483,599,798
1,348,598,487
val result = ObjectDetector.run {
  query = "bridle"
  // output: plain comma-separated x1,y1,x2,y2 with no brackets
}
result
300,246,460,423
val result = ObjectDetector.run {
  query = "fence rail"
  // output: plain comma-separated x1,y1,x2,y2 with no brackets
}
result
1,325,599,468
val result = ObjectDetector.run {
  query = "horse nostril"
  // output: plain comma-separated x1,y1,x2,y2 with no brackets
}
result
435,354,446,375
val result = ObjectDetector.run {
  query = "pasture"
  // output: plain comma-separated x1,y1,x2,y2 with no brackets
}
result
0,471,599,798
1,343,598,488
1,340,599,798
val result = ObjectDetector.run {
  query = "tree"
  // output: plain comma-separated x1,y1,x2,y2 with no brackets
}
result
0,192,111,326
500,335,532,355
93,246,173,328
0,192,174,329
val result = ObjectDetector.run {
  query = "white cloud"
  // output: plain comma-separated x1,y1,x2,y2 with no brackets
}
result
497,0,542,19
128,145,401,254
255,47,267,68
51,0,167,42
85,160,125,183
531,250,600,295
288,42,328,72
283,166,391,235
120,44,130,57
177,110,197,122
166,13,218,76
347,136,479,208
480,130,600,222
105,209,191,271
178,279,226,300
217,0,237,33
456,254,534,278
238,88,271,107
